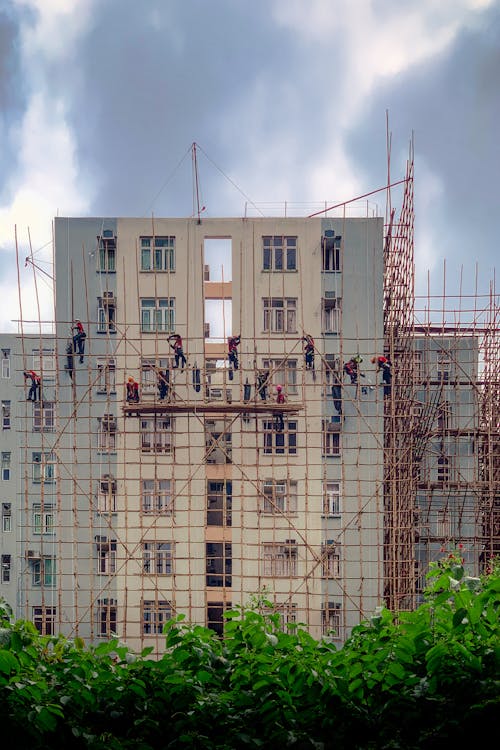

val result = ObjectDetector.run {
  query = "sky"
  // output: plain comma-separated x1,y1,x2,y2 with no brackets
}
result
0,0,498,333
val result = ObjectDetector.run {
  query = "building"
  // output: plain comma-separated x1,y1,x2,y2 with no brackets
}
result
2,168,498,650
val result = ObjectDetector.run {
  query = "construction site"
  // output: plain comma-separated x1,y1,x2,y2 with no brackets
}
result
0,145,498,654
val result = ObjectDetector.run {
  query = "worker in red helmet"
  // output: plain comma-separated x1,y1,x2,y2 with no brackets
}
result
371,355,392,395
126,376,140,403
275,384,285,432
72,319,87,363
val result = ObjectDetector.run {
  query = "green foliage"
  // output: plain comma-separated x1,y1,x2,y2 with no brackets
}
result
0,558,499,748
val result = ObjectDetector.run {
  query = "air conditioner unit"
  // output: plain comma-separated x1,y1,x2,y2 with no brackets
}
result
25,549,39,559
208,387,223,401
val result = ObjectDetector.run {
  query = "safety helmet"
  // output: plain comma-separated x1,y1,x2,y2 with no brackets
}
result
371,357,376,363
128,377,134,383
276,384,282,391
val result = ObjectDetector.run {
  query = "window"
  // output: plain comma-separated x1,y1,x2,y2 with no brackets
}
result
207,480,232,527
32,557,56,587
261,601,297,633
32,348,56,379
322,296,341,334
413,350,423,381
97,599,117,637
323,421,341,456
207,601,232,637
140,298,175,333
263,420,297,455
1,452,11,481
323,482,341,516
96,357,116,394
1,554,11,583
140,417,173,453
436,508,450,538
206,542,232,587
33,504,54,534
437,350,451,381
96,537,117,575
97,414,117,452
437,454,450,483
263,297,297,334
97,230,116,272
97,294,116,333
97,476,117,514
142,541,173,575
32,452,56,483
262,541,298,577
140,357,170,394
262,236,297,271
2,503,11,532
33,606,56,635
322,541,341,578
205,420,232,464
141,479,173,514
1,349,10,378
140,236,175,272
322,231,341,271
260,480,297,515
322,601,342,638
262,358,298,395
142,599,172,635
437,402,452,430
33,401,55,432
2,400,10,430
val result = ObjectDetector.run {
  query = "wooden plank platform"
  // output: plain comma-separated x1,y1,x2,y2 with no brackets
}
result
123,401,303,416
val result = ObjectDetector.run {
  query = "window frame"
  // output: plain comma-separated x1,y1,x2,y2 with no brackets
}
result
142,541,173,575
1,451,11,481
1,553,11,582
97,475,117,514
140,236,176,272
33,401,55,432
140,417,173,454
322,481,341,517
32,503,55,535
322,296,342,334
96,357,116,394
142,599,172,635
262,358,298,395
33,606,56,635
263,419,297,455
262,541,298,577
141,478,174,515
97,599,117,637
206,542,232,587
262,235,297,272
322,601,342,638
206,480,232,527
322,422,341,456
32,348,56,379
2,400,11,430
97,414,117,453
321,232,341,272
32,556,56,587
2,503,12,533
140,298,175,333
97,231,116,273
32,452,56,483
97,295,116,334
260,479,298,515
322,541,341,578
262,297,297,334
1,349,10,379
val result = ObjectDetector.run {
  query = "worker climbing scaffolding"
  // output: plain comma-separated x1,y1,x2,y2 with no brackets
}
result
302,334,315,369
24,370,41,401
372,355,392,396
343,356,364,385
157,370,169,400
256,369,270,401
228,335,240,371
72,319,86,364
168,334,187,369
275,384,285,432
126,377,140,402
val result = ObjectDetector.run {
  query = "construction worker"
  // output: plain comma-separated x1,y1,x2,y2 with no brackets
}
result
256,369,270,401
372,355,392,395
275,384,285,432
157,369,169,400
168,334,186,369
72,319,86,364
344,357,364,385
24,370,41,401
302,334,315,369
228,335,241,370
126,377,140,402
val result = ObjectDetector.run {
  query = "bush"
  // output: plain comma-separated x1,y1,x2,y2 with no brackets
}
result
0,554,499,748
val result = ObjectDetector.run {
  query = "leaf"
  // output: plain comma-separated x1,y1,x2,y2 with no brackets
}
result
0,650,19,674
